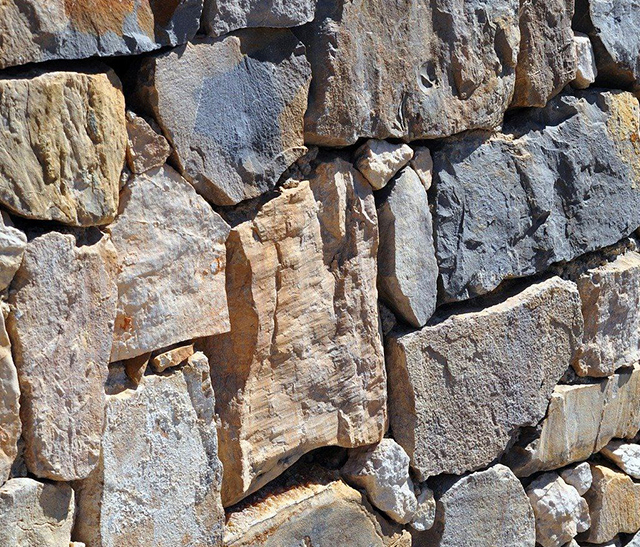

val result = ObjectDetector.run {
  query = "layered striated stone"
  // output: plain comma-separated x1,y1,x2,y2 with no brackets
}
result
434,90,640,302
8,232,118,481
224,468,410,547
135,30,311,205
0,311,20,485
573,32,598,89
581,464,640,543
0,478,75,547
376,167,438,328
202,157,386,505
74,353,224,547
0,213,26,292
573,251,640,377
125,112,171,175
202,0,316,37
506,365,640,476
297,0,520,146
0,66,126,226
601,440,640,479
107,166,230,361
355,140,413,191
387,277,582,480
526,472,590,547
0,1,203,70
511,0,577,107
420,465,535,546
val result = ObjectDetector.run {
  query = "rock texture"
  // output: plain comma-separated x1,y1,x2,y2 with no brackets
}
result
506,365,640,476
0,66,127,226
0,213,26,292
202,157,386,505
573,32,598,88
420,465,535,546
0,478,75,546
107,166,230,361
150,344,194,373
387,277,582,480
355,140,413,191
434,90,640,301
410,147,433,190
125,112,171,174
0,311,20,485
561,462,593,496
135,30,311,205
73,353,224,547
376,167,438,328
8,232,118,481
297,0,520,146
0,0,203,70
601,440,640,479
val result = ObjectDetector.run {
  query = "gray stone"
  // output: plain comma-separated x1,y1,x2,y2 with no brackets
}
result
73,353,224,547
410,147,433,191
628,531,640,546
107,166,230,361
561,462,593,496
600,440,640,479
354,140,413,191
511,0,577,107
0,478,75,547
0,1,202,70
573,32,598,88
0,213,26,292
8,232,118,481
377,167,438,328
134,30,311,205
434,90,640,302
411,486,436,532
125,111,171,175
297,0,520,146
202,0,316,37
387,277,582,481
0,311,20,485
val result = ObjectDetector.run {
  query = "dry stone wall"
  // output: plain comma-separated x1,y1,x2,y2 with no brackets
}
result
0,1,640,546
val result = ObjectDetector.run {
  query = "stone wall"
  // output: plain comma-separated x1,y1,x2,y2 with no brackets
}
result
0,1,640,546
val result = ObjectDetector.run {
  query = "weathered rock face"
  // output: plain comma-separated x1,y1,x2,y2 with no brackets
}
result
202,0,316,37
135,30,311,206
561,462,593,496
434,90,640,302
376,167,438,328
0,478,75,547
387,277,582,480
74,353,224,547
573,32,598,88
511,0,577,107
410,147,433,190
526,472,590,547
573,251,640,377
107,166,230,361
297,0,520,146
8,232,118,481
601,440,640,479
420,465,535,546
355,140,413,191
0,312,20,485
0,213,26,292
0,0,203,70
150,344,194,373
125,112,171,175
581,464,640,543
202,157,386,506
506,365,640,476
0,67,127,226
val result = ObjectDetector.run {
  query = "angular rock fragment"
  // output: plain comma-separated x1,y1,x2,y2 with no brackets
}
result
122,353,150,386
573,251,640,377
573,32,598,89
0,1,203,70
434,90,640,301
412,486,436,532
601,440,640,479
135,30,311,205
410,147,433,190
125,112,171,175
0,213,26,292
202,0,317,37
74,353,224,547
387,277,582,480
201,157,386,505
511,0,577,107
629,531,640,546
526,472,590,547
420,465,535,546
581,464,640,543
506,365,640,476
0,67,127,226
561,462,593,496
8,232,118,481
0,478,75,547
377,167,438,328
150,344,194,373
0,312,20,485
355,140,413,191
107,166,230,361
297,0,520,146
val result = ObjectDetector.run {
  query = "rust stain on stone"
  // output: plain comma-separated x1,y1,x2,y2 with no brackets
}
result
150,0,182,28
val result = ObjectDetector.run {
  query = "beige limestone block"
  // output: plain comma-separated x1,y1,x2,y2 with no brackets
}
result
150,344,194,373
125,111,171,175
7,232,118,481
354,140,414,190
0,212,26,292
202,157,386,505
0,66,126,226
573,32,598,89
0,311,20,485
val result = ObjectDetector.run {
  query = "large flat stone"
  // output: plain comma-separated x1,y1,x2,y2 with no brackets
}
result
434,90,640,302
134,30,311,205
73,353,224,547
7,232,118,480
0,311,20,485
296,0,520,146
201,157,386,505
0,1,202,70
387,277,582,480
506,365,640,476
107,166,230,361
